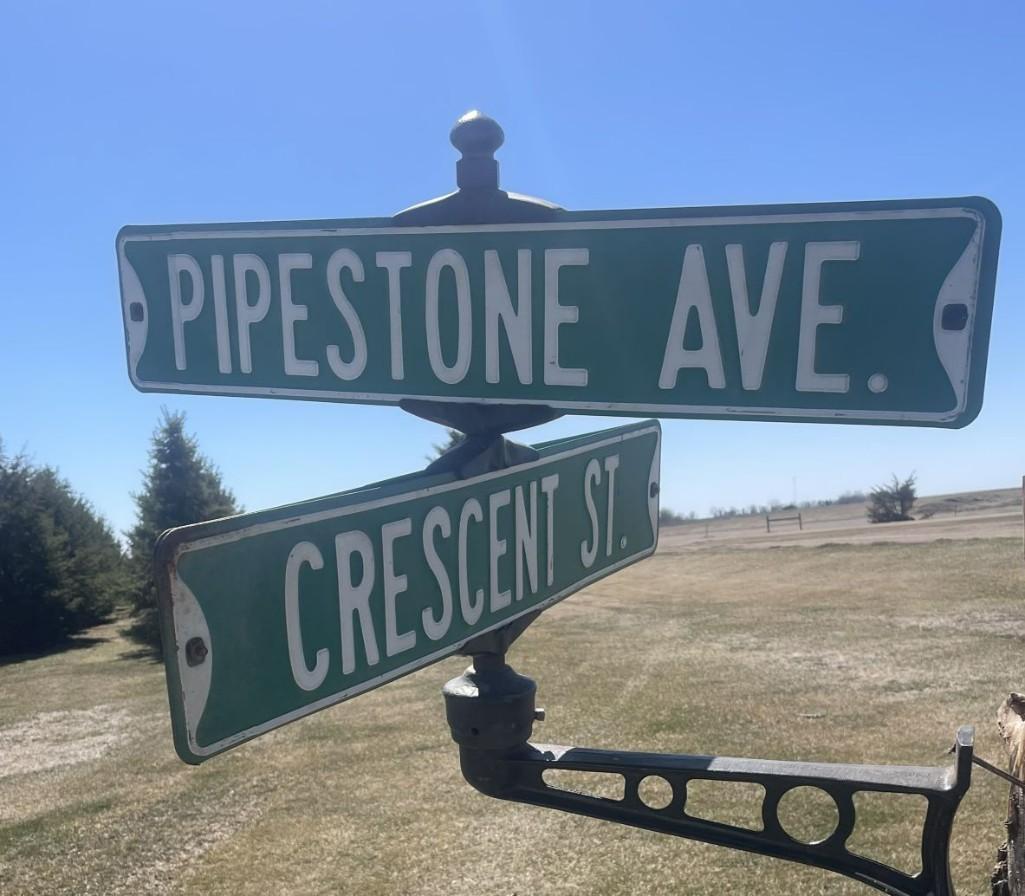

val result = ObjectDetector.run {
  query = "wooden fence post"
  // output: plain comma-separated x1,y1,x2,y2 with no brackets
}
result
993,694,1025,895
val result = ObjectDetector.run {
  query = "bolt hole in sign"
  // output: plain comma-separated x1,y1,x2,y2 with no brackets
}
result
119,197,999,427
155,421,659,763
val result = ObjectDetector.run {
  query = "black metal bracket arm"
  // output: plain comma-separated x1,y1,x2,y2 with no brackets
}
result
444,655,974,896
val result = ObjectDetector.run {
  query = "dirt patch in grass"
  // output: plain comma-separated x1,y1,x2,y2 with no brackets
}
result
0,706,133,778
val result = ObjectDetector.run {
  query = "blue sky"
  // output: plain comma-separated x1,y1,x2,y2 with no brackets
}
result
1,1,1022,536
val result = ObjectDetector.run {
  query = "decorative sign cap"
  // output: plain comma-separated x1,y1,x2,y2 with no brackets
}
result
451,110,503,190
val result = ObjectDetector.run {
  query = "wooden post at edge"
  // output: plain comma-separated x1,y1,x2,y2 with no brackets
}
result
993,694,1025,895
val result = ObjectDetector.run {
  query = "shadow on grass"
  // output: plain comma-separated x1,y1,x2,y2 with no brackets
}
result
118,645,162,663
117,618,163,663
0,634,109,668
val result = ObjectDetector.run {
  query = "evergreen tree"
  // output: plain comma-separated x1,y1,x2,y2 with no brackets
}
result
0,443,126,656
866,473,917,523
126,411,238,649
429,429,465,461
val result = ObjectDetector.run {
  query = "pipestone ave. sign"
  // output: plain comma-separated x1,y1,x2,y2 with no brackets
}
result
117,197,1000,427
156,421,660,763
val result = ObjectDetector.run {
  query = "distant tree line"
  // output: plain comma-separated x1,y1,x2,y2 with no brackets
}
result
657,489,870,526
707,491,868,520
658,478,917,527
659,508,696,526
1,411,237,658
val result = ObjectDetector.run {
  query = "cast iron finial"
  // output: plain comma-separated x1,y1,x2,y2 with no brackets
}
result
391,109,561,432
451,110,504,190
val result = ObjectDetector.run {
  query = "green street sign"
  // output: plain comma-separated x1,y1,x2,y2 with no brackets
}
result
155,420,660,763
118,197,999,427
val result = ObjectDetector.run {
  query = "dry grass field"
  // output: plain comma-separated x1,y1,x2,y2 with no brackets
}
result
2,488,1023,895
